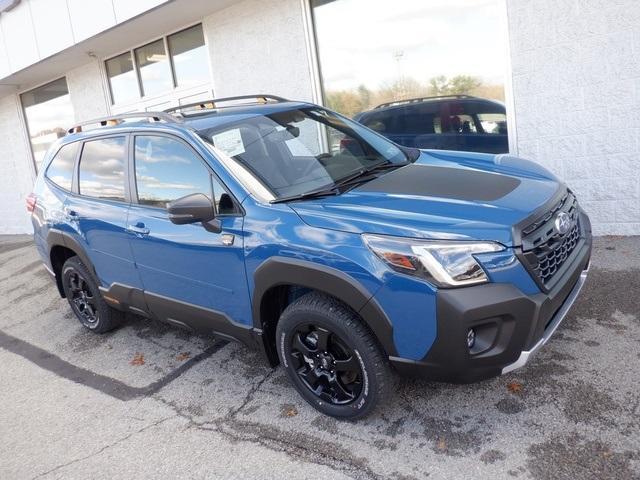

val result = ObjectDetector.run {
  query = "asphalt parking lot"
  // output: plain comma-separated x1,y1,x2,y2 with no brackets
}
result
0,235,638,480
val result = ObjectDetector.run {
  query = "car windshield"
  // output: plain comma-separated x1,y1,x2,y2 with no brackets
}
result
197,107,409,199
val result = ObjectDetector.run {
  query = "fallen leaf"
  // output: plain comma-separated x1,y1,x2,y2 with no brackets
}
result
130,353,145,366
507,381,523,393
436,439,447,451
176,352,191,361
281,404,298,417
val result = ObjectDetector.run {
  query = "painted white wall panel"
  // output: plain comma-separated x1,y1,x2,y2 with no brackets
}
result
508,0,640,235
66,61,110,122
66,0,116,43
0,94,35,234
29,0,74,58
112,0,167,23
202,0,314,102
1,2,38,72
0,31,10,78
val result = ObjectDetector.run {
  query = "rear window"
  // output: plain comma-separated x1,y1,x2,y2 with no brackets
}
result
79,137,127,202
45,142,78,191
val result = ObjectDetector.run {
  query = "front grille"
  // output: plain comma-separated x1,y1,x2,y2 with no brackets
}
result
520,192,582,288
529,221,580,285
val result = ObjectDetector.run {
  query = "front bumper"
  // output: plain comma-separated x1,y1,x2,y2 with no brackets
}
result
501,265,588,374
390,227,592,383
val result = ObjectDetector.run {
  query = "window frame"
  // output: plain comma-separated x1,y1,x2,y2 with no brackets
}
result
134,38,173,98
104,23,208,106
20,77,75,174
75,133,132,204
105,51,142,105
129,132,243,217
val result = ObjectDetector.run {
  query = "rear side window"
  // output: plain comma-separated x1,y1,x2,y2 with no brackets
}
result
478,112,507,134
79,137,127,202
45,142,78,191
395,104,441,135
362,112,393,133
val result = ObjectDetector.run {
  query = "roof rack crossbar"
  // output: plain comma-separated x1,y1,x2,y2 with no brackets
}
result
164,94,288,115
374,94,479,109
67,111,180,135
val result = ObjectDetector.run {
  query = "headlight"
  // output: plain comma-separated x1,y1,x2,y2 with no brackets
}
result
363,234,504,288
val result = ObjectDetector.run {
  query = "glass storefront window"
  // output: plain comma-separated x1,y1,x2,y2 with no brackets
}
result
311,0,509,154
106,52,140,104
168,24,209,88
135,39,173,97
21,78,75,170
105,24,209,105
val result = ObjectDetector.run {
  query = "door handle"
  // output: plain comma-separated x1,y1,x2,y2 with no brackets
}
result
126,223,150,236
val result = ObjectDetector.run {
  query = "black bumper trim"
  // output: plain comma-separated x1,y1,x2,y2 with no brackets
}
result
390,229,592,383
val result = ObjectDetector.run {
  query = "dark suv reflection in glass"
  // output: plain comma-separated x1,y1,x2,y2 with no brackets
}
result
354,95,508,154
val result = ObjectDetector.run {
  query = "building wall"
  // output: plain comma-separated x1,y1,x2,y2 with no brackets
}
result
0,0,315,234
0,60,109,235
508,0,640,235
202,0,314,101
66,61,110,122
0,0,169,79
2,0,639,236
0,94,35,233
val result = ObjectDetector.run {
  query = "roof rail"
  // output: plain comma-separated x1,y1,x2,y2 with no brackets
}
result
374,95,480,109
164,94,289,115
66,112,180,135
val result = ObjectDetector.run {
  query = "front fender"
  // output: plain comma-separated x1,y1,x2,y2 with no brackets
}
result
252,256,397,357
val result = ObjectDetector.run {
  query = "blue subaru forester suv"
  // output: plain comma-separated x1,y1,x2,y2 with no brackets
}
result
29,95,592,419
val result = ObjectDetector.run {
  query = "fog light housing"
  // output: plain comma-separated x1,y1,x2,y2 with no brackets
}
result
467,328,476,349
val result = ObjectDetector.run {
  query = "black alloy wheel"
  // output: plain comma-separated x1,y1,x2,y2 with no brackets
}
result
67,269,99,326
61,256,124,333
276,292,394,420
290,324,363,405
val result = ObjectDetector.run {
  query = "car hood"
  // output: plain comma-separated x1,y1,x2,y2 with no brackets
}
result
288,150,563,247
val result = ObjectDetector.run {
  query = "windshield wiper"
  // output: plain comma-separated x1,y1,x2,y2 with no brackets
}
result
334,161,409,191
271,162,409,204
270,186,340,204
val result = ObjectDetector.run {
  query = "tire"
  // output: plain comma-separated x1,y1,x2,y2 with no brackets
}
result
276,292,394,420
61,256,124,333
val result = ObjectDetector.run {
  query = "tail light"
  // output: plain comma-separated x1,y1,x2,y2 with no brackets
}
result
26,193,37,213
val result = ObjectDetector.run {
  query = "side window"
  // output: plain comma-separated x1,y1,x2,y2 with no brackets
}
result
79,137,127,201
434,114,477,134
134,135,238,214
395,105,439,135
45,142,78,191
478,112,508,135
362,112,392,133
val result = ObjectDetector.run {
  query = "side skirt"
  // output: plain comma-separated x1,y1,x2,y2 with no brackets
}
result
99,283,263,350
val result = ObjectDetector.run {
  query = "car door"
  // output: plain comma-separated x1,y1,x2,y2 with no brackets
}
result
126,133,251,336
66,134,142,292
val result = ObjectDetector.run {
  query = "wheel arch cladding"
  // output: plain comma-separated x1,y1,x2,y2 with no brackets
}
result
252,257,397,365
47,230,97,298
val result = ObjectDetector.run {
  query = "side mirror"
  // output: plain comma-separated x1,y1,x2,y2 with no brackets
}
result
167,193,216,225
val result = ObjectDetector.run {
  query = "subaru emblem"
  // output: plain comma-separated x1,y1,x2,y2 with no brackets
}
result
554,212,572,235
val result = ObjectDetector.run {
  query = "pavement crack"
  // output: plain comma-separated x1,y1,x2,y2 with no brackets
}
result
30,414,177,479
150,371,382,480
228,369,276,419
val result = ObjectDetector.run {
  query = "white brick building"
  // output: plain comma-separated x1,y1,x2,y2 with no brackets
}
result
0,0,638,234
